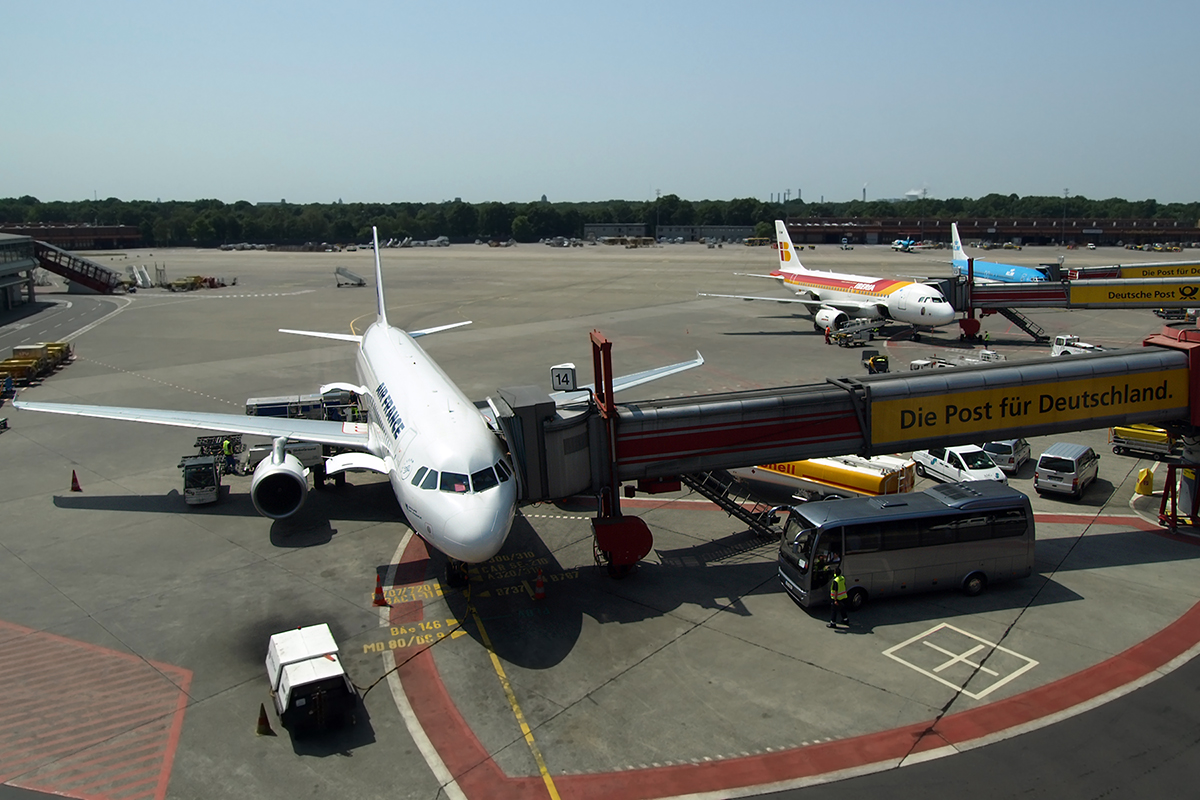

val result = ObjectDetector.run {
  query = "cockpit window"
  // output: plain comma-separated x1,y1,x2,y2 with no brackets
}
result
440,471,469,493
411,467,428,487
419,469,438,490
471,467,499,493
495,459,511,481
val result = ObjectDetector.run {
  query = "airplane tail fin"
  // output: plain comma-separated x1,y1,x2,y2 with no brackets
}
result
951,222,967,273
774,220,806,273
373,227,389,327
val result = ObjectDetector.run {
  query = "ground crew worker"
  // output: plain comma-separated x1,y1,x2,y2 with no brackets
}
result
824,326,832,345
222,437,236,475
828,566,850,628
983,331,990,346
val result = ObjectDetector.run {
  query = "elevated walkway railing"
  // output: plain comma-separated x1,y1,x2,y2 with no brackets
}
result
34,241,123,294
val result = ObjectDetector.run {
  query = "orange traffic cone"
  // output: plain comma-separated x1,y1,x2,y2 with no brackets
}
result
70,470,82,492
372,574,390,607
255,703,275,736
533,569,545,601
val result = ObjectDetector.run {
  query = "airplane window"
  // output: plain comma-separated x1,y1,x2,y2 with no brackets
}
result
440,471,469,493
420,470,438,490
495,460,511,481
471,467,499,493
411,467,428,486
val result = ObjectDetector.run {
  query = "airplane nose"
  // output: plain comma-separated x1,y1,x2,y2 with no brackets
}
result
443,498,515,563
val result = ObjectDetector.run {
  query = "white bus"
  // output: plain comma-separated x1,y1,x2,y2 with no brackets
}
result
778,481,1034,610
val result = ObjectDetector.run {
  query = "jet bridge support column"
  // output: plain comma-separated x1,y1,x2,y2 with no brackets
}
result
589,330,653,577
1144,328,1200,529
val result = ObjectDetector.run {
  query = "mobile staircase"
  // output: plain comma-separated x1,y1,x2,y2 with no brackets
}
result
991,307,1049,342
680,470,784,538
34,241,123,294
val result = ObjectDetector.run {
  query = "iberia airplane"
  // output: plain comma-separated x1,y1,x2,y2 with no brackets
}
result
15,228,703,583
701,220,957,334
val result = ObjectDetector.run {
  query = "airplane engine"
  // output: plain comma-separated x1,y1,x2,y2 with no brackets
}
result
814,308,849,332
250,450,309,519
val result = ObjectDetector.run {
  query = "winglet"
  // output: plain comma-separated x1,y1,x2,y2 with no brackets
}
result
951,222,967,273
774,220,805,273
373,227,388,327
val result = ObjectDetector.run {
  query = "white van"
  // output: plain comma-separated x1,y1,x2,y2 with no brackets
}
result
1034,442,1100,499
912,445,1007,485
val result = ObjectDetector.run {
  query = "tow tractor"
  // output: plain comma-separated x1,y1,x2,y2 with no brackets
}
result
178,455,222,505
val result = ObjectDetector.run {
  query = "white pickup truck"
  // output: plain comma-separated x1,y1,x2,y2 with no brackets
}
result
1051,334,1105,357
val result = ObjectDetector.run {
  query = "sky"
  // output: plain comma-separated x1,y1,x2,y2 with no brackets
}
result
4,0,1198,205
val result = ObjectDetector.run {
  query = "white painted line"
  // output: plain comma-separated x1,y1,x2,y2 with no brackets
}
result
883,623,1038,700
383,531,467,800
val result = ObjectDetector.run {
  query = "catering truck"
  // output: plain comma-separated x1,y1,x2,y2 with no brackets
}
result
266,624,358,736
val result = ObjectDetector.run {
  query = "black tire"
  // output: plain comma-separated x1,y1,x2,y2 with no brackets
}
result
916,463,927,478
963,572,987,596
335,471,346,488
847,587,867,610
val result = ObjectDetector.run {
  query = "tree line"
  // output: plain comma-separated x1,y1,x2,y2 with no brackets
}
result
1,193,1196,248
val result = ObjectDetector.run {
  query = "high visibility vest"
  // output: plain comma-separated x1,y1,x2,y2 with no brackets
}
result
222,440,233,456
831,574,848,601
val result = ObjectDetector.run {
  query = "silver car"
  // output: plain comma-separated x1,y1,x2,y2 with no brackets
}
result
982,438,1031,473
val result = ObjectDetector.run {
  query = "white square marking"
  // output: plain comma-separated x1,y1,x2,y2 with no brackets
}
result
883,622,1038,699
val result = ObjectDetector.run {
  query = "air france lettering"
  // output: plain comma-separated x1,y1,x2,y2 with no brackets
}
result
375,382,405,441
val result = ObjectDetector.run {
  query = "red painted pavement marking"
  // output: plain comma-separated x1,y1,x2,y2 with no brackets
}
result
393,515,1200,798
0,620,191,800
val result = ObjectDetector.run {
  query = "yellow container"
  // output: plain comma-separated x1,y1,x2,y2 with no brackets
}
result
1136,468,1154,496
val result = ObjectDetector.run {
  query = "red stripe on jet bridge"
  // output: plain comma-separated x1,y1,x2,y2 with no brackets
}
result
616,412,863,466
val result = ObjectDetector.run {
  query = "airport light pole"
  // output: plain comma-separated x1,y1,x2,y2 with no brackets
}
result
1062,188,1068,248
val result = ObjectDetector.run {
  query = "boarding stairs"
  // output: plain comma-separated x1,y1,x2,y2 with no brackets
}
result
989,307,1049,342
680,470,784,538
34,241,123,294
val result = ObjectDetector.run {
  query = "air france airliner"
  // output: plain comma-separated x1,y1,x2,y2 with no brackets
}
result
951,222,1049,283
701,220,956,334
15,229,703,579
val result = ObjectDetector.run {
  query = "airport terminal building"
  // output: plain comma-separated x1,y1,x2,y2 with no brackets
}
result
0,233,36,311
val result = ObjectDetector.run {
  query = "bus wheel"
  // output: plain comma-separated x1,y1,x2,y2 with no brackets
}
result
963,573,987,596
847,587,867,610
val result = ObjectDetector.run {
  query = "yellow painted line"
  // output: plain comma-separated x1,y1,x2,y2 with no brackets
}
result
470,608,560,800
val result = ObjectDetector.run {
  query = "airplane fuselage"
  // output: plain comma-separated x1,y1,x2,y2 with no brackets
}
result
774,269,956,327
355,323,516,563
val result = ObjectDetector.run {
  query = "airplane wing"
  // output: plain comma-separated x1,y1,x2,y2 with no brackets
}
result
550,351,705,406
11,401,371,448
698,292,880,314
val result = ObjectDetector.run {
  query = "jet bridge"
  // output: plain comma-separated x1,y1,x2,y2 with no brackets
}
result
495,327,1200,574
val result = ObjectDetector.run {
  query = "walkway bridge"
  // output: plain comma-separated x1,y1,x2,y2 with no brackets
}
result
497,328,1200,573
941,260,1200,341
33,241,123,294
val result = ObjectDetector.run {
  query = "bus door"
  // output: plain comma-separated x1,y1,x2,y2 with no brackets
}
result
809,528,842,604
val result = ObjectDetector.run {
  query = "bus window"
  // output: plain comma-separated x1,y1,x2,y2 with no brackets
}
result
845,524,881,554
882,519,919,550
952,515,992,542
992,508,1028,538
921,518,958,547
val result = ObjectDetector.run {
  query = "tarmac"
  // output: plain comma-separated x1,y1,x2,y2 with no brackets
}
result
2,240,1199,800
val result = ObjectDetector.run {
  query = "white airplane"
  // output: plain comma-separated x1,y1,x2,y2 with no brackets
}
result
15,228,704,582
700,220,957,335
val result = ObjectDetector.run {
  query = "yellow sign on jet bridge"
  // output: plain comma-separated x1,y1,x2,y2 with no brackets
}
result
1069,281,1200,306
870,368,1190,447
1117,263,1200,279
